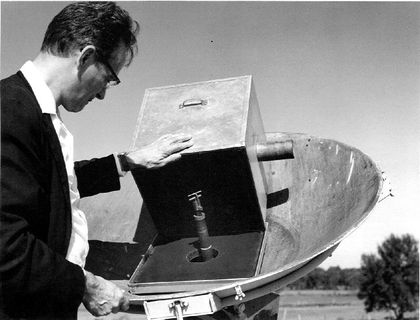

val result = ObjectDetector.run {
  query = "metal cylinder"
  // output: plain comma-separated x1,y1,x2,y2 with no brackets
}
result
193,212,213,261
256,139,294,162
188,191,214,262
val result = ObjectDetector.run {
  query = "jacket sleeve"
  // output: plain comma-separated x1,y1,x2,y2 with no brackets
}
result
75,155,121,198
0,81,85,317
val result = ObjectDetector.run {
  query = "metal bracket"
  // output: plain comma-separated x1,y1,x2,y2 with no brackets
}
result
143,293,222,320
234,285,246,301
169,301,189,320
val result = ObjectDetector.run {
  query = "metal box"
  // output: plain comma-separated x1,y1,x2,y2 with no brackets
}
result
128,76,268,294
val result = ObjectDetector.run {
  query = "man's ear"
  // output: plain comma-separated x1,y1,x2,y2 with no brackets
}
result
78,45,96,69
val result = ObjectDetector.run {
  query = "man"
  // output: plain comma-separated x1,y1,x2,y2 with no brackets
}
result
0,2,192,319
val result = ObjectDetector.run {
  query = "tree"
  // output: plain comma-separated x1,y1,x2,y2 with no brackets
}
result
326,266,342,289
288,267,361,290
357,234,419,320
341,268,361,290
305,267,326,289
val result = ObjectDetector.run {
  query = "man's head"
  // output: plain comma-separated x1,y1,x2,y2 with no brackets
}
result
39,2,139,112
41,1,138,66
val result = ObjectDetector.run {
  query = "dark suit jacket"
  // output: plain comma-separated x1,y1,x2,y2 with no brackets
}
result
0,72,121,319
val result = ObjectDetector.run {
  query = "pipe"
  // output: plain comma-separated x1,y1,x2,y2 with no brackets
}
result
188,191,213,262
256,139,294,162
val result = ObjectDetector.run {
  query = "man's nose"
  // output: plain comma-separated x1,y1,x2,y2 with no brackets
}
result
96,87,106,100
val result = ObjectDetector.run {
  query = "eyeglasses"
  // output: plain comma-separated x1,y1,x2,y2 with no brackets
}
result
96,53,121,88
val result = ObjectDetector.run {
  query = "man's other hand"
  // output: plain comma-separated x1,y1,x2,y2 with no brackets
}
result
127,134,193,169
82,271,129,317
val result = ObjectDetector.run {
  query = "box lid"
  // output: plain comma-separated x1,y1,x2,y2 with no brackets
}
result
131,75,255,153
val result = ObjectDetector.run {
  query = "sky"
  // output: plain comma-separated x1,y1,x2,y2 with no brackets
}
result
1,1,419,269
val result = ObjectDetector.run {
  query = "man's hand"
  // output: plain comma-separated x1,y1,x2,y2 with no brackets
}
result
126,134,193,170
82,271,129,317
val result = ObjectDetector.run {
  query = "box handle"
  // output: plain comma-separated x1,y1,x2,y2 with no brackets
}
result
179,99,208,109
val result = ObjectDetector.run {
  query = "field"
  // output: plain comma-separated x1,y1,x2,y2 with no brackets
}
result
277,290,419,320
78,290,419,320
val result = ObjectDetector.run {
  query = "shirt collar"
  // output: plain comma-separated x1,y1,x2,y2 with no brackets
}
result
20,61,57,115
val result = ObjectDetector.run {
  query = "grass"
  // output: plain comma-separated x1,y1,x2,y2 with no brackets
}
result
277,290,419,320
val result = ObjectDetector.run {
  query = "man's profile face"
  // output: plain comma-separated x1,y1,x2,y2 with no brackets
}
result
62,43,127,113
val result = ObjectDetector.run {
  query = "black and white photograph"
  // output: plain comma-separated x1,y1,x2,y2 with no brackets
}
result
1,2,419,319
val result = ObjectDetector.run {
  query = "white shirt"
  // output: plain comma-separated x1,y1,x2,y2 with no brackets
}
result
20,61,89,269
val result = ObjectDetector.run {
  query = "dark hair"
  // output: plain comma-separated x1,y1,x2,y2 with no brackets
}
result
41,2,139,65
